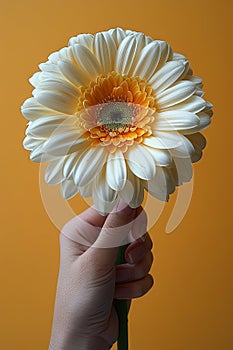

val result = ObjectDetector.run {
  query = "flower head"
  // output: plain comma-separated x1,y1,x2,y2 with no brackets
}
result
22,28,212,214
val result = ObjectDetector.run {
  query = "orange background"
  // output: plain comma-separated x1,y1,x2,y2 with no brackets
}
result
1,0,232,349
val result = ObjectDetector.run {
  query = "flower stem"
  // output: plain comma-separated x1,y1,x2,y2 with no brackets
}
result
114,244,129,350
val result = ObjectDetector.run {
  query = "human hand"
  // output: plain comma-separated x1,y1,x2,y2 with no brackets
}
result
49,201,154,350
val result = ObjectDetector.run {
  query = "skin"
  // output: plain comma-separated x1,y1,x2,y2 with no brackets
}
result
49,201,154,350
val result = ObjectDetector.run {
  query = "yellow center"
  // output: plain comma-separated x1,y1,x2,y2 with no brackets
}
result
76,71,156,153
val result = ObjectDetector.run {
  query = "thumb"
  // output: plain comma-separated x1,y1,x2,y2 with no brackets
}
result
89,200,138,266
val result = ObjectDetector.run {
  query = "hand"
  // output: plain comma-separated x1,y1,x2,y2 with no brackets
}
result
49,201,154,350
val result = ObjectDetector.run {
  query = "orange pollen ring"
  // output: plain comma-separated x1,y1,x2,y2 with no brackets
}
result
76,71,156,153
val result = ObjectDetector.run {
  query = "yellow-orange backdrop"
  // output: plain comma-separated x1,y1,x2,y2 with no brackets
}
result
0,0,232,349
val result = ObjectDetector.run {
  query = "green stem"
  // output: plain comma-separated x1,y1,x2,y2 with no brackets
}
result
114,245,129,350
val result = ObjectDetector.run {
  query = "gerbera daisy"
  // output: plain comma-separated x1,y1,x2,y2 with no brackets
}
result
22,28,212,214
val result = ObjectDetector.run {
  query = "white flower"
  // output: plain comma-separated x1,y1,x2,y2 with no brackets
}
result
22,28,213,214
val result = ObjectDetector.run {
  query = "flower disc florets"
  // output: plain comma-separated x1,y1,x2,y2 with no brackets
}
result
98,102,135,130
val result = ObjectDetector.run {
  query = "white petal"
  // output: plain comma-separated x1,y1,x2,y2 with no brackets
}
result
34,90,78,114
126,144,155,180
132,41,161,80
69,34,94,50
61,179,79,200
197,111,212,130
26,115,76,138
23,135,43,150
29,143,46,162
106,151,127,191
68,36,78,46
191,151,202,162
195,88,204,97
93,195,117,216
58,59,89,86
79,181,94,198
48,47,74,62
45,157,66,185
162,95,206,114
186,133,206,163
186,132,206,151
186,66,193,76
29,72,41,87
94,168,118,203
206,101,213,110
74,146,107,187
36,79,78,98
119,168,144,208
72,44,101,81
39,70,64,82
155,110,200,131
156,81,196,108
186,75,202,87
128,33,148,75
170,135,195,158
93,32,117,73
115,36,137,76
21,97,57,121
165,167,177,193
63,152,80,178
145,36,153,45
149,61,185,94
173,157,193,184
108,28,126,47
115,34,147,76
143,132,183,149
143,146,172,166
43,129,88,156
165,165,177,187
147,167,173,201
203,102,213,116
179,61,191,81
172,52,187,61
47,52,60,63
183,111,211,134
133,32,147,51
172,54,190,76
156,41,172,68
125,29,138,35
58,47,74,61
39,62,59,73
